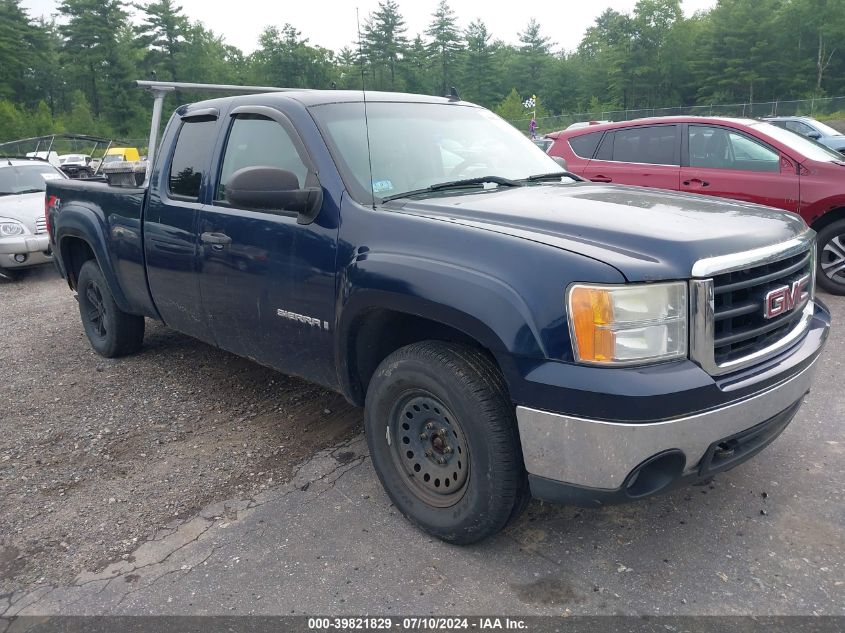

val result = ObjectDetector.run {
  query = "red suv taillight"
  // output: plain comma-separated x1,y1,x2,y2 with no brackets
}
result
45,194,59,239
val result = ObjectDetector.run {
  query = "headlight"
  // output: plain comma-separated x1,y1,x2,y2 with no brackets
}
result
567,282,688,365
0,219,25,237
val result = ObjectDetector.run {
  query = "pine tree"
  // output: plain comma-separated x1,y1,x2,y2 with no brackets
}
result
57,0,137,133
363,0,408,90
426,0,462,96
0,0,40,102
462,19,495,106
136,0,191,81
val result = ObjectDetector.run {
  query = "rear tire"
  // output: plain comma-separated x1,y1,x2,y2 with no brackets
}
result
364,341,528,544
816,219,845,295
77,259,144,357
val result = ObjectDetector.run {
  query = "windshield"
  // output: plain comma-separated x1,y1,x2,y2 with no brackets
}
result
810,119,842,137
311,102,563,202
102,154,123,164
0,163,64,195
753,122,845,162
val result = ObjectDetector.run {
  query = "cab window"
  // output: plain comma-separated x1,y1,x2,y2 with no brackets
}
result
168,120,217,200
215,114,309,203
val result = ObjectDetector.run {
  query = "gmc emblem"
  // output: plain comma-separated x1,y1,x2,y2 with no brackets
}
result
763,274,810,319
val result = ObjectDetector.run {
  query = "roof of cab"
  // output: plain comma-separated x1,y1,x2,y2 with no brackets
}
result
183,89,474,111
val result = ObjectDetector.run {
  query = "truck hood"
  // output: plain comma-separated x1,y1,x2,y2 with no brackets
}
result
0,192,44,232
391,182,808,281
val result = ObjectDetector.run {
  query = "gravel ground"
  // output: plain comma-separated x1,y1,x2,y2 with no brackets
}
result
0,266,361,593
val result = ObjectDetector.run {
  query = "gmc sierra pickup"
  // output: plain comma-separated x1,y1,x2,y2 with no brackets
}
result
46,86,830,543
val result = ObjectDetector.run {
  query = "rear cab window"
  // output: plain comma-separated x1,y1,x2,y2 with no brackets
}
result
168,119,217,200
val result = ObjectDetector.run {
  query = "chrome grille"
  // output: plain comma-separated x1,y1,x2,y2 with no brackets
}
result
35,217,47,234
690,233,816,376
711,249,812,364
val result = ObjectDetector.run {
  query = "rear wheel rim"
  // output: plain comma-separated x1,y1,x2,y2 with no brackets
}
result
85,281,108,338
388,391,470,508
821,233,845,285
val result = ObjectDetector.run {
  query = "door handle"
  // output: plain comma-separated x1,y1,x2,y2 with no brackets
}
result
683,178,709,187
200,232,232,245
590,175,612,183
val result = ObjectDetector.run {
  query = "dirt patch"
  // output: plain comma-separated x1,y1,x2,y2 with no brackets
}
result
0,267,361,592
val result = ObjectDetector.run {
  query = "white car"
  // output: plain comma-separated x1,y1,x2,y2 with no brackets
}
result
0,158,66,280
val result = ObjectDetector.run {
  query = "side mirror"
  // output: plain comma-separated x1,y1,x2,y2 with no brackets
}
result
807,131,822,140
225,166,323,225
552,156,568,170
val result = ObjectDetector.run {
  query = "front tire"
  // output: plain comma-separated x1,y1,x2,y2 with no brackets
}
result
816,219,845,295
364,341,528,544
77,259,145,357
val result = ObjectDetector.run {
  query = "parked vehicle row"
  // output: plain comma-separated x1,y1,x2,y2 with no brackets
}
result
763,116,845,154
0,158,65,280
547,116,845,294
46,84,829,543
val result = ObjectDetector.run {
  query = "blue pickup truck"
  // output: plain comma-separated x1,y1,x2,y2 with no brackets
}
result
46,87,830,543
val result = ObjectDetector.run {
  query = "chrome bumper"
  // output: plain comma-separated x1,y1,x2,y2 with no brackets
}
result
516,359,818,490
0,234,50,255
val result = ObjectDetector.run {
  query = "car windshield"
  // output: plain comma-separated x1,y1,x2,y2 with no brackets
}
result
310,101,563,203
0,163,64,195
102,154,123,164
754,122,845,162
809,119,842,137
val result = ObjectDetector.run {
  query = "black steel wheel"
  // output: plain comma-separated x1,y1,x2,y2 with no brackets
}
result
388,392,469,508
364,341,529,544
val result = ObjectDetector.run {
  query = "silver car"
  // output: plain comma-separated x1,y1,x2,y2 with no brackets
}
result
0,158,65,280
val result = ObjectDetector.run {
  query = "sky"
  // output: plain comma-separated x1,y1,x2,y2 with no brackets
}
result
21,0,716,54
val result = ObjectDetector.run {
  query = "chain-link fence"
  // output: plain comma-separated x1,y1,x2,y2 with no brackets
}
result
509,95,845,135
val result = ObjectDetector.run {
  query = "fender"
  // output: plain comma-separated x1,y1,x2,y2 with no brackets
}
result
802,195,845,228
55,202,134,315
336,250,550,402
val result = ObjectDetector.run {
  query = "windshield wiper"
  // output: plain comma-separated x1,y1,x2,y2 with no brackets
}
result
15,188,45,195
381,176,522,202
523,171,581,183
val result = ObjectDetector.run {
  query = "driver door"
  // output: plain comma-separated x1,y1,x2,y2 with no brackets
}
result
197,107,338,386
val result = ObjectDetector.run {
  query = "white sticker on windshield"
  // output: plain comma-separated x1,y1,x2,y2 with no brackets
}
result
41,173,62,180
372,179,394,193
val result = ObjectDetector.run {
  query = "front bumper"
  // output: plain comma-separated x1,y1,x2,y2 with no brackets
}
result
0,234,52,269
516,300,830,506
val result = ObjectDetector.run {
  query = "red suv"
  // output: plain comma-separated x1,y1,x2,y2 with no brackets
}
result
548,117,845,294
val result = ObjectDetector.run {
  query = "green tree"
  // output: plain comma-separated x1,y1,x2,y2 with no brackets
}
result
0,99,27,141
0,0,45,103
57,0,139,133
362,0,408,90
136,0,191,81
249,24,334,89
461,19,496,106
61,90,96,133
514,19,554,99
426,0,462,96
